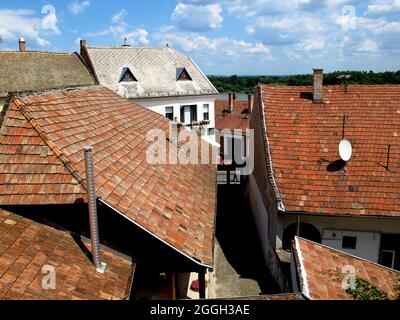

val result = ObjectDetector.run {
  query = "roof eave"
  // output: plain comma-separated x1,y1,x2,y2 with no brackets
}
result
281,210,400,219
99,198,213,269
257,85,286,212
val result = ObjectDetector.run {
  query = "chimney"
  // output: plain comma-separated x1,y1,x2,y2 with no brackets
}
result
247,94,253,113
228,92,234,112
84,146,106,273
18,38,26,52
80,39,87,55
313,68,323,103
233,92,237,101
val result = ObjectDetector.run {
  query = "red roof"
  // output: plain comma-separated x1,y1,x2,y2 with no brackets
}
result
0,208,134,300
215,99,250,131
0,86,216,266
260,84,400,217
294,237,400,300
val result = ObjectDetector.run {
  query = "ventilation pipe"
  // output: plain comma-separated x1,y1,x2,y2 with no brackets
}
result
84,146,106,273
228,92,234,112
247,94,253,113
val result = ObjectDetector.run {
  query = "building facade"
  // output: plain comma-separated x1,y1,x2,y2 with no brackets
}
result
80,40,218,136
249,69,400,277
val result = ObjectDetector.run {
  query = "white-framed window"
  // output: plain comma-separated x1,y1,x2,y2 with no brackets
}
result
165,106,174,120
180,105,197,124
203,104,209,121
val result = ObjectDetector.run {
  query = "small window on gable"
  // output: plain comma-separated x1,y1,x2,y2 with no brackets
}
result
120,67,137,82
176,67,192,81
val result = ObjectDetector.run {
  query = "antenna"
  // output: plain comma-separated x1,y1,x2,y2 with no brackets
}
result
122,37,130,47
337,74,351,92
339,139,352,161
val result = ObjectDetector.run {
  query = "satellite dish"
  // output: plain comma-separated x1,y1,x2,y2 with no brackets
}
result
339,139,352,161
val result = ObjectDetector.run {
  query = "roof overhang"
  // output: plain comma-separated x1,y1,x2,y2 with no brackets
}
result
281,210,400,220
99,198,213,270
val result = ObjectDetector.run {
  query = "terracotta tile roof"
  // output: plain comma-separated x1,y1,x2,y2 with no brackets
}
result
293,237,400,300
0,51,96,97
260,84,400,217
0,208,134,300
215,99,250,131
0,86,216,266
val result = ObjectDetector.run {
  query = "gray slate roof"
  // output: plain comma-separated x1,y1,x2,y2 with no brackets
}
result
0,51,96,97
85,46,218,99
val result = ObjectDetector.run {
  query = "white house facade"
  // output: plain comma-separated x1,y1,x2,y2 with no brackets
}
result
80,40,218,136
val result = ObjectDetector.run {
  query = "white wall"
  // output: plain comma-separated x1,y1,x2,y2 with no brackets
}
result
248,175,287,291
282,214,400,264
322,229,381,263
132,95,217,134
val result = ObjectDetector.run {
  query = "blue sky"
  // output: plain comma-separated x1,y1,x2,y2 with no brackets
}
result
0,0,399,75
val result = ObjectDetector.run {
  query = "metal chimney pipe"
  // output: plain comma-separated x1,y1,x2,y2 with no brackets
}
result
84,146,106,273
228,92,234,112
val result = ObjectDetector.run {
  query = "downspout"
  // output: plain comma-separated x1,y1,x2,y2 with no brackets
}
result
84,146,107,273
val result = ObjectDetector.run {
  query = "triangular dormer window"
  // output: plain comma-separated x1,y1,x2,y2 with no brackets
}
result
176,67,192,81
120,67,137,82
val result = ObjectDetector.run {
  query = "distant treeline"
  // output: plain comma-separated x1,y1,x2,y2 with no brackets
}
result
208,71,400,94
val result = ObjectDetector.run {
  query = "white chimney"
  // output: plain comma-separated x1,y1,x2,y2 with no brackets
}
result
84,146,106,273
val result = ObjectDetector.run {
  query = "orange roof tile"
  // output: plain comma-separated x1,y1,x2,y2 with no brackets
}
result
293,237,400,300
215,99,250,131
0,86,216,266
0,208,134,300
260,84,400,217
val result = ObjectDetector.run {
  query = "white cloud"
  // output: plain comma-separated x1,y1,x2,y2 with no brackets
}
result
111,9,127,24
85,10,149,45
69,1,91,15
124,28,149,45
171,3,223,31
0,8,61,47
358,39,379,52
365,0,400,16
154,30,272,60
41,5,60,35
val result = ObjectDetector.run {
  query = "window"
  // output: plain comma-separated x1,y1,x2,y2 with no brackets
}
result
380,250,395,269
203,104,209,121
342,236,357,249
165,107,174,121
119,67,137,82
176,67,192,81
180,105,197,124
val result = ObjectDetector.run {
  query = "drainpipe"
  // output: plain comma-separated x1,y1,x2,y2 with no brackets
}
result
84,146,107,273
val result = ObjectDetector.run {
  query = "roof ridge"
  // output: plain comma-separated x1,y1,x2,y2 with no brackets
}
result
87,46,168,50
12,97,87,189
0,50,72,55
